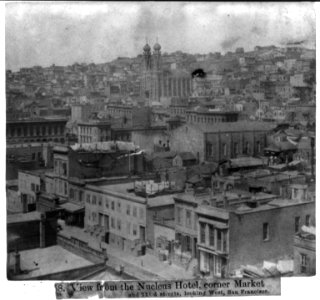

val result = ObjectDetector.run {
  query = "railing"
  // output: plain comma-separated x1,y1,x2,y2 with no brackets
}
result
57,234,106,263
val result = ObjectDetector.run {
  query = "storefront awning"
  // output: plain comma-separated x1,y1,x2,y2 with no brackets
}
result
60,202,84,213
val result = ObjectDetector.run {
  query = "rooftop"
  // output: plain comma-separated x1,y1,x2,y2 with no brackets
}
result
7,211,42,224
186,121,277,134
234,197,314,215
87,181,179,206
8,245,93,279
18,168,49,177
70,141,137,152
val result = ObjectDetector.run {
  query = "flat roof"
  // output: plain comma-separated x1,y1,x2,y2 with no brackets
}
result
147,194,176,207
19,168,49,177
7,211,42,224
184,121,277,134
196,205,230,220
9,245,93,279
234,198,314,215
87,181,179,206
7,117,68,124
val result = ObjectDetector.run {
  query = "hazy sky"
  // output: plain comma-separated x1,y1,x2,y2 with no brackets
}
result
5,2,316,71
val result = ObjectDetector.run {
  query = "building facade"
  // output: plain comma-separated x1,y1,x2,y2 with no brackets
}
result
6,118,67,144
77,121,111,144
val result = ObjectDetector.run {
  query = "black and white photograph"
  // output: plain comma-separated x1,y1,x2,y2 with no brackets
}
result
3,1,317,298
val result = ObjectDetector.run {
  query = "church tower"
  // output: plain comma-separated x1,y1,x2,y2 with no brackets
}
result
141,42,152,101
152,40,162,102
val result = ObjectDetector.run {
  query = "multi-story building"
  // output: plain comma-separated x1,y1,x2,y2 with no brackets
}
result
6,117,67,144
293,228,316,275
83,178,180,257
83,181,148,255
196,184,315,277
77,120,111,144
18,169,46,212
169,122,275,162
186,108,239,125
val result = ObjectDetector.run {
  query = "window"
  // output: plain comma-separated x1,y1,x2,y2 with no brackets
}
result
117,219,121,231
293,189,298,198
206,142,213,158
133,206,137,217
246,141,250,154
133,224,137,236
257,141,261,153
185,236,191,252
234,142,239,155
186,210,192,228
295,217,301,233
139,207,144,219
263,223,269,241
217,230,223,251
98,196,102,206
126,222,131,235
200,223,206,244
117,202,121,213
126,204,131,215
223,143,227,156
64,182,68,195
105,198,109,208
70,188,74,200
209,225,215,246
177,207,183,225
92,195,97,205
86,194,91,204
300,253,308,273
305,215,311,226
92,212,96,222
111,217,115,229
111,201,115,210
62,162,67,176
31,183,35,192
79,191,83,202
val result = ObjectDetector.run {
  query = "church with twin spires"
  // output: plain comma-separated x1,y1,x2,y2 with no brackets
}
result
140,41,192,105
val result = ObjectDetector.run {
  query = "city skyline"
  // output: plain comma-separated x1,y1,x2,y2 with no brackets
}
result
6,2,316,71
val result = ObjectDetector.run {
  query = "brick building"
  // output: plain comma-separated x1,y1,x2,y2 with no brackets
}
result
196,184,315,277
169,122,276,163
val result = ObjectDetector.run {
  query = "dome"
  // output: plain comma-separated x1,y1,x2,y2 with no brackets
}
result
153,43,161,51
143,43,151,52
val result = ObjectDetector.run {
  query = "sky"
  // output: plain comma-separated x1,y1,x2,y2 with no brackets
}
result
5,2,316,71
